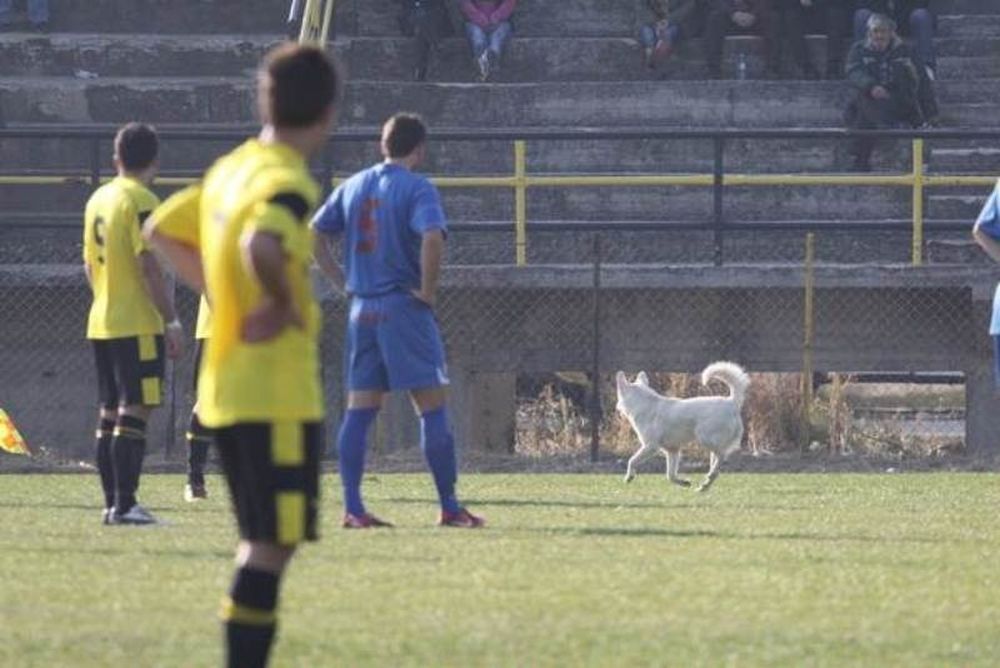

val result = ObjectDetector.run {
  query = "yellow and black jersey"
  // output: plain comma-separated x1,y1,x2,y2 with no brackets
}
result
148,139,324,427
83,176,163,339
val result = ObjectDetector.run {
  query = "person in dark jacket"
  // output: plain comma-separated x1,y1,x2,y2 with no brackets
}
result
638,0,704,70
773,0,852,79
704,0,778,79
844,13,939,171
853,0,935,78
397,0,455,81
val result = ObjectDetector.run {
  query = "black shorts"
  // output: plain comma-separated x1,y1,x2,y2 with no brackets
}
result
192,338,206,393
215,421,322,546
92,335,165,409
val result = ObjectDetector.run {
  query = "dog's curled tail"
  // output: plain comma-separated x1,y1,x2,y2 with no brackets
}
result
701,361,750,407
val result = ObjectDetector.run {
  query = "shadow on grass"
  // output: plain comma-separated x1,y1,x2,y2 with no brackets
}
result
526,525,943,543
0,501,225,514
383,496,683,510
0,544,232,559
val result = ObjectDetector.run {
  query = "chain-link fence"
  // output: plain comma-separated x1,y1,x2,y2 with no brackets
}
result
0,226,988,470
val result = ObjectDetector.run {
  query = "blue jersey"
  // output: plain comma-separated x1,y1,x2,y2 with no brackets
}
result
312,162,447,297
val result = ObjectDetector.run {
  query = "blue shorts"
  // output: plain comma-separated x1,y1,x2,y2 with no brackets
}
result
345,292,449,392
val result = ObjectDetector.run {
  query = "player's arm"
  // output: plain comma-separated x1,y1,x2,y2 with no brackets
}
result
139,250,183,359
313,232,347,297
414,230,444,307
144,184,205,292
310,185,348,295
239,190,314,342
973,185,1000,262
410,180,448,307
240,230,303,342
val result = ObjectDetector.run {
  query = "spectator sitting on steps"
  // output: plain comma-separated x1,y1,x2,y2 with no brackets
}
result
0,0,49,31
460,0,517,82
638,0,702,73
853,0,936,80
397,0,455,82
773,0,852,79
704,0,779,79
844,12,939,172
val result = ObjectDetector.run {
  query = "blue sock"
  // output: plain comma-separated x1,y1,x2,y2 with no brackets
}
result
420,407,460,514
337,407,378,516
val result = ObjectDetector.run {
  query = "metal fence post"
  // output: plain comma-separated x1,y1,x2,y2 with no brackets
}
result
514,139,527,266
712,136,724,266
90,136,101,187
911,137,925,266
590,233,602,462
800,232,816,455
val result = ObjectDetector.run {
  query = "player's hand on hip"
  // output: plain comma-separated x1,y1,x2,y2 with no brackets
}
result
164,320,185,360
241,299,304,343
410,288,436,308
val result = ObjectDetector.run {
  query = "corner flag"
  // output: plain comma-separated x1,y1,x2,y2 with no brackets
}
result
0,409,29,455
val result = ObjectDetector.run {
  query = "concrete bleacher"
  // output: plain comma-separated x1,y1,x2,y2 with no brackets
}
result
0,0,997,261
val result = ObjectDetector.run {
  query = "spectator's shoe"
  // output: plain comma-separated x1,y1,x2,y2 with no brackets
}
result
413,65,428,82
477,51,491,82
438,507,485,528
30,21,48,32
111,504,158,525
801,63,821,80
825,61,843,80
342,512,394,529
184,483,208,502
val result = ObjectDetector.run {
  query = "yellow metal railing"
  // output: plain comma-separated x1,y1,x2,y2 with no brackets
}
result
2,138,995,266
298,0,335,46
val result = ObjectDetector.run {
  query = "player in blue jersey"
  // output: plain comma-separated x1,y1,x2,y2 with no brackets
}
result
312,112,484,529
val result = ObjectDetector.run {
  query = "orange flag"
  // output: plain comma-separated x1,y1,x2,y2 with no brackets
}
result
0,409,30,455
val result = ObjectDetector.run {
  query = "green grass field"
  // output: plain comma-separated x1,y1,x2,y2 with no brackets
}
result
2,472,999,667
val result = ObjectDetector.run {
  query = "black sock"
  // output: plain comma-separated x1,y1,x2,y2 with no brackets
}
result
95,417,116,509
186,413,212,486
112,414,147,512
222,568,280,668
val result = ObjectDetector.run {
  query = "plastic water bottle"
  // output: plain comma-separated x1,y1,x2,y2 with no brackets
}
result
737,53,748,81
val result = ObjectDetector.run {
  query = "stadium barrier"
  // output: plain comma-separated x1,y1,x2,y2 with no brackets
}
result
1,127,997,463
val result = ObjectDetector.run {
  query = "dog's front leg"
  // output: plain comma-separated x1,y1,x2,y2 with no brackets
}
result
666,449,691,487
624,443,654,483
697,452,721,492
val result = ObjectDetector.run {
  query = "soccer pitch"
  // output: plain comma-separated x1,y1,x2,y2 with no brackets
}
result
2,472,999,667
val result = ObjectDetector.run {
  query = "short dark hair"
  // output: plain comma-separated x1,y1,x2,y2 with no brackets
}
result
114,122,159,172
259,43,341,128
381,113,427,158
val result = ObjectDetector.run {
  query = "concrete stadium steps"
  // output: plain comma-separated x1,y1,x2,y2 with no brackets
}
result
0,33,280,77
0,131,932,175
34,0,998,36
3,33,999,82
38,0,290,34
338,0,996,38
2,77,996,125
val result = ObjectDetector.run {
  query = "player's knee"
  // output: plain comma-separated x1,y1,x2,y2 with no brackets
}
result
239,541,296,573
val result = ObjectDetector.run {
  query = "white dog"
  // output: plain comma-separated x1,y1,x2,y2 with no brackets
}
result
615,362,750,492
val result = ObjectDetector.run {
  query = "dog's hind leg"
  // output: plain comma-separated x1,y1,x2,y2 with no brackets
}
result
624,443,656,483
666,449,691,487
697,452,721,493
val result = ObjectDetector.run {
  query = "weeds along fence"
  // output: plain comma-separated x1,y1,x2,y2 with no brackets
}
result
1,127,997,465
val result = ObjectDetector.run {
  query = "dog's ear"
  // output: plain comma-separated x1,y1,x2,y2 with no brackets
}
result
636,371,650,386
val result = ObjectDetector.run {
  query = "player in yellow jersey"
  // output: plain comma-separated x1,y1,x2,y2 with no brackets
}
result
152,174,215,502
146,44,341,668
83,122,183,526
182,297,213,502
